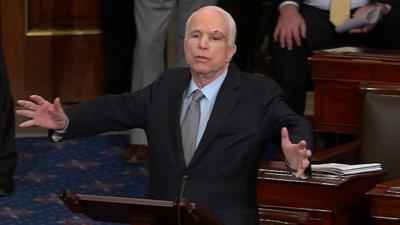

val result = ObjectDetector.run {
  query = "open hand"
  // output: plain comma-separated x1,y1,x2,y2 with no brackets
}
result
16,95,68,130
274,4,306,50
281,127,312,178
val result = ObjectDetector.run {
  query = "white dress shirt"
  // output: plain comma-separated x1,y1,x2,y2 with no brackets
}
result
180,69,228,149
280,0,369,10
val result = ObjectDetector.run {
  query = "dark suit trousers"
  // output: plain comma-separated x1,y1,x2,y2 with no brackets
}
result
101,0,135,94
0,49,17,176
271,4,400,114
218,0,263,73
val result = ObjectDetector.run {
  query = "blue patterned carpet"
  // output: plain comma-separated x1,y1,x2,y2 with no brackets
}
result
0,135,148,225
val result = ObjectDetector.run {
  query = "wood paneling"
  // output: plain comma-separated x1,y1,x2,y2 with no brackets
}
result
310,47,400,134
27,0,100,30
257,161,385,225
1,0,105,103
26,0,101,35
367,179,400,225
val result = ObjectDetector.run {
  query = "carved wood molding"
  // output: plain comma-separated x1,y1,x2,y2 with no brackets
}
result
25,0,101,36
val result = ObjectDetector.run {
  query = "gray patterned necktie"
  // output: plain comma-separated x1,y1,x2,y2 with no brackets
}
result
181,89,204,166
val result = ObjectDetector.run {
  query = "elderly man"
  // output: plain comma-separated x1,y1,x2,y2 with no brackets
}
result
125,0,219,164
16,6,312,225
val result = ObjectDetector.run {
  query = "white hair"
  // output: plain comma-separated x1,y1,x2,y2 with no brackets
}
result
185,6,237,45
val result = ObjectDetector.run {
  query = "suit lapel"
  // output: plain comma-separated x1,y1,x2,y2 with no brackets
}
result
190,65,242,164
168,70,192,168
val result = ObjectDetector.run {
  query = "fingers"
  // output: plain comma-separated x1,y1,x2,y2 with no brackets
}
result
363,24,375,33
349,28,363,33
292,28,301,48
19,120,36,128
278,29,287,49
300,23,307,39
306,149,312,158
281,127,291,147
15,109,35,118
292,22,307,48
280,29,295,50
30,95,47,105
295,155,310,178
53,97,63,113
274,24,300,50
296,169,305,178
16,99,38,111
53,97,60,105
273,27,279,43
298,145,312,160
294,142,311,178
286,34,294,50
298,140,307,150
350,24,375,33
17,94,48,109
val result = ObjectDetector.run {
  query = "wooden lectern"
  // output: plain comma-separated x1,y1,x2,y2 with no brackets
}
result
257,161,385,225
59,189,225,225
366,179,400,225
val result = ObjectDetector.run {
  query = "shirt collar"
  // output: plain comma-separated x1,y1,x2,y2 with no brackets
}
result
185,69,228,100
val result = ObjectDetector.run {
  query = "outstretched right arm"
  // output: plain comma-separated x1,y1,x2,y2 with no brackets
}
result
16,95,68,130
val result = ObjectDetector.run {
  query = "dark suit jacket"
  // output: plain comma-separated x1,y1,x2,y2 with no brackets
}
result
0,48,17,175
62,65,313,225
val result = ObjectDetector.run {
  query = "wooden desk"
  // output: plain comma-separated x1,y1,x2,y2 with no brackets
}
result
366,179,400,225
309,47,400,134
257,161,385,225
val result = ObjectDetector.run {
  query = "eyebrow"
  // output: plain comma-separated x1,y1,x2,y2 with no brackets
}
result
189,29,201,34
189,29,227,38
211,31,226,38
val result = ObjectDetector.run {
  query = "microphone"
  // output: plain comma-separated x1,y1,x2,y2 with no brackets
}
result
179,174,188,199
177,174,188,225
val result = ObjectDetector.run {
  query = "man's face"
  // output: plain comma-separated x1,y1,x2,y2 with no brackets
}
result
184,9,236,77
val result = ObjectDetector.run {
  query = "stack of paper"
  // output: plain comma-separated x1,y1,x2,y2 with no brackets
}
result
312,163,382,175
335,7,382,33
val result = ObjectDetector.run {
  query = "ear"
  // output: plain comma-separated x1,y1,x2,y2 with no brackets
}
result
184,37,188,50
226,44,237,62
